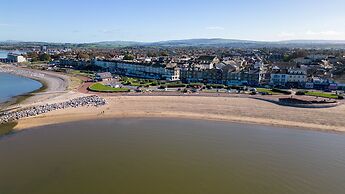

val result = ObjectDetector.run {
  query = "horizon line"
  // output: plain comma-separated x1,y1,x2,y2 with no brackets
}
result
2,38,345,44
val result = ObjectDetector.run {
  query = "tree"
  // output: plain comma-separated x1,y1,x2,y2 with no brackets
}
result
123,54,134,60
291,49,308,59
26,52,39,62
77,53,90,60
147,51,157,57
159,51,169,56
39,53,51,61
283,54,291,62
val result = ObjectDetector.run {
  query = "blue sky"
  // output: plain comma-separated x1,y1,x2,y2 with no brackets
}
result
1,0,345,42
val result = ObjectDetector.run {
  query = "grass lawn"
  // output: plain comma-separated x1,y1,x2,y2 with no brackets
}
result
256,88,278,95
89,83,130,93
256,88,293,95
121,77,158,87
305,91,340,99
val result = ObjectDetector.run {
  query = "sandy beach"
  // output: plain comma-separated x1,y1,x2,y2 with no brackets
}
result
1,65,345,133
13,95,345,132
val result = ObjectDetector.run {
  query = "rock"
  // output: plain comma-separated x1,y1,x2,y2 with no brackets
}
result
0,95,107,124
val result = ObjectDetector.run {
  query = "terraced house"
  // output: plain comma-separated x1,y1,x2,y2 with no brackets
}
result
93,59,180,81
181,62,265,86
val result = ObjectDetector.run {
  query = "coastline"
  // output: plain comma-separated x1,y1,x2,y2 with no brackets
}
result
12,95,345,133
0,65,71,110
1,64,345,134
0,77,48,111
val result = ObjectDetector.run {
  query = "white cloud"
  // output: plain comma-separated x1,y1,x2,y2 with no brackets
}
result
206,26,225,30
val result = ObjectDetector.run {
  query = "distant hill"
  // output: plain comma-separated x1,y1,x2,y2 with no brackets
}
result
146,38,259,47
1,38,345,49
90,38,345,48
82,41,146,48
277,40,345,44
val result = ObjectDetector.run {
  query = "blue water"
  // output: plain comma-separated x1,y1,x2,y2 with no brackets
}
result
0,50,25,59
0,72,42,103
0,51,8,59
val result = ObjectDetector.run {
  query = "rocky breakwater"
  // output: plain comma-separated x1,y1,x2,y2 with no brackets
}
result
0,95,107,124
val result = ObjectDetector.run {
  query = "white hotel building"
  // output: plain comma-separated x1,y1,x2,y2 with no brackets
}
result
270,67,307,87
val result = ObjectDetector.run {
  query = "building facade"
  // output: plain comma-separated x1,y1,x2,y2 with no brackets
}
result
7,53,26,63
270,68,307,87
94,59,180,81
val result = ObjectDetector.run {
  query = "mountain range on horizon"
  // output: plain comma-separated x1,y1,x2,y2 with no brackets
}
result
1,38,345,48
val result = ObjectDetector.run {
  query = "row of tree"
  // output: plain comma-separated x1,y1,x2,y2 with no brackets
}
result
26,52,51,62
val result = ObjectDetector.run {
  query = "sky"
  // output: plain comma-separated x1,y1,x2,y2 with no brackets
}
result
1,0,345,43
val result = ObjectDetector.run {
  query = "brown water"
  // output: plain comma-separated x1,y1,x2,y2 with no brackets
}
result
0,119,345,194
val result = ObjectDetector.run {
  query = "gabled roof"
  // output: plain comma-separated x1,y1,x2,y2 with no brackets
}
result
96,72,112,78
196,55,217,63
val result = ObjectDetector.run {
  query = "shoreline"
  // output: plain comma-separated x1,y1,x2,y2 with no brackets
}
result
4,115,341,140
1,64,345,134
0,65,71,110
11,95,345,133
14,112,345,134
0,77,48,111
1,95,345,134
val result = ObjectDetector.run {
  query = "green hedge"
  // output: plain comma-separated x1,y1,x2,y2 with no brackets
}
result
295,90,306,95
206,84,225,89
188,83,204,88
